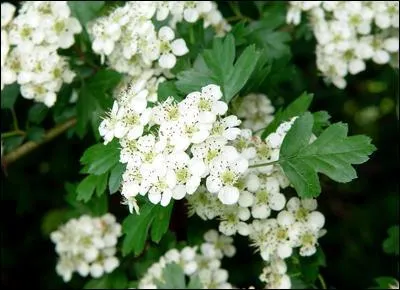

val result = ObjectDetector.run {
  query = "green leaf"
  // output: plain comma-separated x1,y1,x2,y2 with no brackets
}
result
155,263,186,289
235,14,291,60
122,202,174,256
279,112,377,198
157,80,182,102
76,175,98,202
109,163,126,194
300,248,326,284
80,140,120,175
312,111,331,136
84,276,109,289
95,172,108,197
88,193,108,216
84,270,127,289
26,127,45,142
262,92,313,138
150,202,174,243
86,69,123,92
28,103,48,124
68,1,105,26
176,34,260,103
224,44,260,103
2,135,25,153
41,208,69,235
187,275,203,289
383,225,399,256
1,83,20,109
371,277,398,289
75,69,122,138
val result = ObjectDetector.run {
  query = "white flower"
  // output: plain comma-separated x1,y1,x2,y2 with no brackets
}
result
203,229,236,258
187,185,221,220
219,205,251,236
236,93,275,132
251,177,286,219
206,146,249,205
166,152,206,199
259,256,291,289
158,26,188,69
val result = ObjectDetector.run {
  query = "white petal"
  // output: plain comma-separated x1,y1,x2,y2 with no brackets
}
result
307,211,325,230
103,257,119,273
206,175,222,193
269,193,286,211
172,185,187,200
218,186,240,205
212,101,228,115
245,174,260,192
238,190,254,207
277,243,293,259
159,53,177,69
251,205,270,219
90,263,104,278
384,37,399,52
277,210,295,226
183,8,199,22
171,39,188,56
186,176,201,194
349,59,365,75
148,191,161,204
158,26,175,41
161,190,172,206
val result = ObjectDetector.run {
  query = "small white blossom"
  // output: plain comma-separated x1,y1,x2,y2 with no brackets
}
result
50,214,122,282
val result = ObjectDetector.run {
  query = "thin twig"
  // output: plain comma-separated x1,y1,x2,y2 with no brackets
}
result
3,118,77,165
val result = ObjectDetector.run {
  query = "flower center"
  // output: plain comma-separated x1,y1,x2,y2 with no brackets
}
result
198,98,212,111
54,20,66,34
296,208,308,221
176,168,189,183
301,232,315,246
256,190,269,204
221,170,237,186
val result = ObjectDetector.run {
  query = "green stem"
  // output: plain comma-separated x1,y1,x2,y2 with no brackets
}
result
1,130,26,138
227,2,254,22
318,274,327,289
11,107,20,131
248,160,279,168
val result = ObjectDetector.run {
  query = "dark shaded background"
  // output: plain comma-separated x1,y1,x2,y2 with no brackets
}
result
1,1,399,289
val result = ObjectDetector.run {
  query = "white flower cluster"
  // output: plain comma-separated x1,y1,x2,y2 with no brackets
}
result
50,214,122,282
1,3,16,90
99,84,250,213
287,1,399,88
1,1,81,107
138,229,235,289
259,256,291,289
236,93,275,133
88,1,228,79
187,118,326,289
187,119,296,236
154,1,231,36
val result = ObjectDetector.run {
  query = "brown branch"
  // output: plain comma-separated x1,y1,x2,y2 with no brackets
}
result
3,118,77,166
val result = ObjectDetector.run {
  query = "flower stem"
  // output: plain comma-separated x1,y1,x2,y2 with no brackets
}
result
318,274,327,289
248,160,279,168
11,107,20,131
